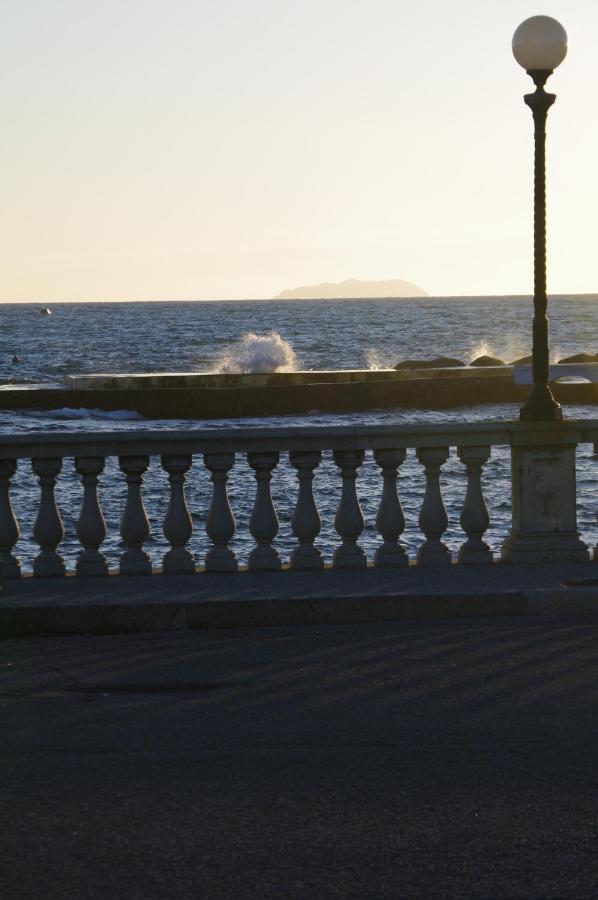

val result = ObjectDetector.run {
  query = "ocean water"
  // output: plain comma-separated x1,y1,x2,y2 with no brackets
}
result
1,296,598,572
2,295,598,389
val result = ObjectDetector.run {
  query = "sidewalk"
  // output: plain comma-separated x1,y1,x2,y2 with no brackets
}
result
2,615,598,898
2,561,598,637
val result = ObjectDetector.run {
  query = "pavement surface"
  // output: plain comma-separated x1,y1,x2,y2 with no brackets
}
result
2,615,598,898
4,561,598,636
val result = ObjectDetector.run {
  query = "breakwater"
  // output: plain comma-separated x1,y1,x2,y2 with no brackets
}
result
1,366,598,419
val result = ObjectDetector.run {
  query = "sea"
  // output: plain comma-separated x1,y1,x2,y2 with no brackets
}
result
1,294,598,572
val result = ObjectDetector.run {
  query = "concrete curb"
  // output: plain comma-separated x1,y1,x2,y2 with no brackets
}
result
0,590,528,637
4,562,598,637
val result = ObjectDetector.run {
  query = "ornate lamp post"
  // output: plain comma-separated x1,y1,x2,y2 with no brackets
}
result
512,15,567,421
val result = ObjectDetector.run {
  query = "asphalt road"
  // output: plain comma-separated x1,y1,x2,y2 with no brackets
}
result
2,616,598,899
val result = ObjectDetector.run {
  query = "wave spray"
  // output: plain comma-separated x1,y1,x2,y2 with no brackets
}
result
215,332,297,374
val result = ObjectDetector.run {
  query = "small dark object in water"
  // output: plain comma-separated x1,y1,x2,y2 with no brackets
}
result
510,354,533,366
394,357,465,370
470,355,505,367
556,352,597,364
12,354,20,364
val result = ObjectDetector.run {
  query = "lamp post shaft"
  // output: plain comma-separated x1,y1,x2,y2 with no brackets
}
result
520,70,562,421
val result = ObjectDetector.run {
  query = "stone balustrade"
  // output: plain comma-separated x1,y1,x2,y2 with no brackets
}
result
0,419,596,577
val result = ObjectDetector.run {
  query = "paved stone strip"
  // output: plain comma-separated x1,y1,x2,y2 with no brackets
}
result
3,563,598,638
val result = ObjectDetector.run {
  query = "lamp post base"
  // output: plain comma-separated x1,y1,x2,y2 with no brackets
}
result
520,385,562,421
501,439,589,563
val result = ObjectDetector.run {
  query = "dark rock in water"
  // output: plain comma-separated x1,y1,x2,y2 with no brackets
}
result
470,355,505,367
510,352,598,366
394,357,465,370
557,352,597,364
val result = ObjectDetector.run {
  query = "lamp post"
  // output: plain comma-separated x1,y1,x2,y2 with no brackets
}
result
512,15,567,421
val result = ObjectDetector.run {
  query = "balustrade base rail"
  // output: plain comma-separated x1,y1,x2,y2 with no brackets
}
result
1,420,598,582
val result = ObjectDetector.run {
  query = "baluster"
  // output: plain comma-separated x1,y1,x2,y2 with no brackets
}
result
0,460,20,578
458,446,493,564
248,452,281,571
416,447,451,565
161,454,195,574
333,449,367,568
119,455,152,575
32,457,65,577
75,456,108,576
374,448,408,567
290,450,324,570
204,452,238,572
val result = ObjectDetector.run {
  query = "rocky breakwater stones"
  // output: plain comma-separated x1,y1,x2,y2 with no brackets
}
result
509,351,598,367
470,355,506,367
394,357,465,370
556,352,598,364
509,352,598,366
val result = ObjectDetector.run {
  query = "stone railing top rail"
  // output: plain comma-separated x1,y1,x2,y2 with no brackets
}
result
1,419,598,459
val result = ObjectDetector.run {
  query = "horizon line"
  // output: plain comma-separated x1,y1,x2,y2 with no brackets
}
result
1,292,598,304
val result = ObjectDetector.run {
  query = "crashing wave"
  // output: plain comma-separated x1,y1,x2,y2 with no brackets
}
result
215,332,297,374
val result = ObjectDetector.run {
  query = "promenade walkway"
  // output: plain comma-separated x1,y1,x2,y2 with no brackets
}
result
0,563,598,900
2,578,598,898
3,560,598,636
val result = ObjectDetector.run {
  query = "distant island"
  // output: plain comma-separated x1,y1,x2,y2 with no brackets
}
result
274,278,428,300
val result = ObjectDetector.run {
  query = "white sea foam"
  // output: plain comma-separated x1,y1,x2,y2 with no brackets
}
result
215,332,297,374
26,408,144,421
468,338,528,364
469,340,493,361
366,349,388,371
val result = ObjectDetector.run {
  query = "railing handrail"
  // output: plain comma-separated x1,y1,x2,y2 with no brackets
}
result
1,418,597,459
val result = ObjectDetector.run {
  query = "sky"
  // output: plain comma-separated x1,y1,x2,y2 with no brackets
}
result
1,0,598,302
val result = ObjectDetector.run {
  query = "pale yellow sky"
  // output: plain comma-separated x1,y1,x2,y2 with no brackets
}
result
1,0,597,301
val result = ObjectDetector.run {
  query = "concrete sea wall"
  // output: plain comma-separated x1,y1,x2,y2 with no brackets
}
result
1,367,597,418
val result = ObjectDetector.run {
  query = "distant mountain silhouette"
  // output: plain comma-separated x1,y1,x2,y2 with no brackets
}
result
274,278,428,300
